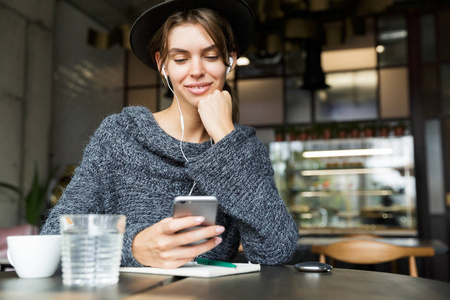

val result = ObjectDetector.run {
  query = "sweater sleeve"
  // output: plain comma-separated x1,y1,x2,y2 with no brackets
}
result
186,127,299,265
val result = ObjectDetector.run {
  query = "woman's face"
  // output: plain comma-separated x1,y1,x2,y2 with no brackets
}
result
162,23,230,108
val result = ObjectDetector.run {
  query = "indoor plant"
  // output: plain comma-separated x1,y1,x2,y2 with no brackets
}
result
0,165,52,226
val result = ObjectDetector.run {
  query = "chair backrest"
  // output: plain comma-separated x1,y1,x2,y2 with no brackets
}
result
311,239,435,277
343,234,379,239
0,224,38,258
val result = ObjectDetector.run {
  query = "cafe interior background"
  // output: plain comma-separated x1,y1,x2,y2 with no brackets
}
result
0,0,449,281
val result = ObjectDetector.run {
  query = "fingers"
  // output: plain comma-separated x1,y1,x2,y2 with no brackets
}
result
198,90,231,110
176,225,225,246
161,216,206,234
161,220,225,250
197,90,234,142
132,217,225,269
156,237,223,269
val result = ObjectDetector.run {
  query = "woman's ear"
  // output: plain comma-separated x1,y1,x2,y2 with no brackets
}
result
228,52,238,74
230,53,237,69
155,52,165,76
225,52,237,76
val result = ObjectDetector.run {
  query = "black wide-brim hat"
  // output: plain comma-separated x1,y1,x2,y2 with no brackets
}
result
129,0,255,69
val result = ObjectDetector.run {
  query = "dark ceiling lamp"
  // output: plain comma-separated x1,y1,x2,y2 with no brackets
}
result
283,17,328,90
301,38,330,91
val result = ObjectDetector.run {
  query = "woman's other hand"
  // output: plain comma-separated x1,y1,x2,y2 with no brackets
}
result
131,216,224,269
197,89,235,142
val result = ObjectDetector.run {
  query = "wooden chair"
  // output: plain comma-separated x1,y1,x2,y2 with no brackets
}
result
343,234,379,239
320,234,381,268
311,239,435,277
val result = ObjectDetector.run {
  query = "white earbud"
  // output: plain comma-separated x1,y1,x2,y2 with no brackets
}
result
162,64,168,82
226,57,233,75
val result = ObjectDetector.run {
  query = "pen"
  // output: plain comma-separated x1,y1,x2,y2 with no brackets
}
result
196,258,237,268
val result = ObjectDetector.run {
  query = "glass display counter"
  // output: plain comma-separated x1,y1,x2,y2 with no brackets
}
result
270,136,416,236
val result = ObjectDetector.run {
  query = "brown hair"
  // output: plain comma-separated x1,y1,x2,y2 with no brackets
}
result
148,8,240,123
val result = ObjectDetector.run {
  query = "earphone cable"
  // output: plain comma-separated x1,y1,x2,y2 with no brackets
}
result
163,67,216,196
188,181,196,196
165,79,190,163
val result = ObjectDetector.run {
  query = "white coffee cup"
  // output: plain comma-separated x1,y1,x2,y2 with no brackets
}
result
7,235,61,278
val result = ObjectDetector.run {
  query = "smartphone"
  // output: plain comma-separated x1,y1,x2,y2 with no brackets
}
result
173,196,218,245
294,262,333,273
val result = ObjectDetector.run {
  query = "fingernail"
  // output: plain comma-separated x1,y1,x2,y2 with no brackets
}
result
215,237,223,245
215,226,225,234
195,216,205,223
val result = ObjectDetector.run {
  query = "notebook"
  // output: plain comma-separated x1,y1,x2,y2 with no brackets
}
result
120,262,261,278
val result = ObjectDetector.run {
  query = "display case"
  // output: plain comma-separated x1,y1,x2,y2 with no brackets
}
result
270,136,416,236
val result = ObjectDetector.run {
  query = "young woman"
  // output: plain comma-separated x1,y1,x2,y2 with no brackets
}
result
41,0,299,269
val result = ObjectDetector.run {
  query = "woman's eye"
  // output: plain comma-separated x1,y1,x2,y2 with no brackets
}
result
174,59,187,63
205,56,219,60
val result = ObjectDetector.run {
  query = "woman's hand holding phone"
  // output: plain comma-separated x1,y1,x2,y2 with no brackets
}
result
132,216,224,269
131,196,222,269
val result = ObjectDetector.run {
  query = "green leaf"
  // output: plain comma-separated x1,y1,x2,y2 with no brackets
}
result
1,163,56,226
25,167,46,225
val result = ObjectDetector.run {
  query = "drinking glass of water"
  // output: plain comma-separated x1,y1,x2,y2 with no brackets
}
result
60,214,126,286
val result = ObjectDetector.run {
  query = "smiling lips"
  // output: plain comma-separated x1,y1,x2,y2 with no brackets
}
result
185,82,212,95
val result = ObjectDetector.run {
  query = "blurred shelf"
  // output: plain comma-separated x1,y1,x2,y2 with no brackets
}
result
294,190,396,197
270,135,416,235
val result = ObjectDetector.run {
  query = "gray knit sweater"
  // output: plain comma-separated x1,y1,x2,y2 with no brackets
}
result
41,106,299,266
